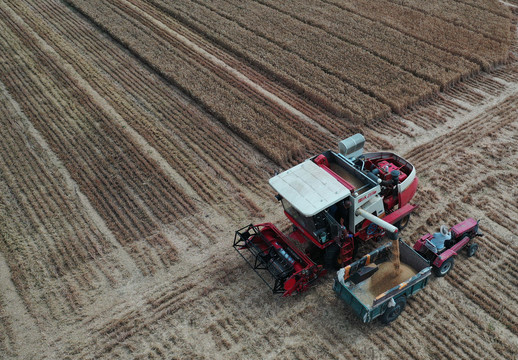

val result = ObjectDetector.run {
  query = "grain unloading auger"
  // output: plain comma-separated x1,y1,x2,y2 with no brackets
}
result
233,134,419,296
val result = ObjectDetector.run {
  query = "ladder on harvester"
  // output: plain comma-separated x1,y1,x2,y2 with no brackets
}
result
339,234,355,265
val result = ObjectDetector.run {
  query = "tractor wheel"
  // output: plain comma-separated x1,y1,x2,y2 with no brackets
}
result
467,243,478,257
324,243,340,270
396,215,410,231
381,297,406,324
434,257,454,277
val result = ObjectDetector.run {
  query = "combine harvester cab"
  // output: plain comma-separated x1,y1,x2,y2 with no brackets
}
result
234,134,419,296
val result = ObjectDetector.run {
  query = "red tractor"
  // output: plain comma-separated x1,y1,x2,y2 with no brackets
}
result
413,218,483,277
233,134,419,296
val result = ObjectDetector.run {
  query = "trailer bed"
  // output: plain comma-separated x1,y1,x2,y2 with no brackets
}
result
333,240,431,323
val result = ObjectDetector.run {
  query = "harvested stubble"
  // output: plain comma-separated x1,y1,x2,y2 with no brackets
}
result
0,83,119,320
0,292,14,355
0,8,180,274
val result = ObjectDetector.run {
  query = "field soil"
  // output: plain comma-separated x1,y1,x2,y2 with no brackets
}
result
1,0,517,359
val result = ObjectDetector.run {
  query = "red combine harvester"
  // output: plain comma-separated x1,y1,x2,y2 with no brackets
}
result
233,134,419,296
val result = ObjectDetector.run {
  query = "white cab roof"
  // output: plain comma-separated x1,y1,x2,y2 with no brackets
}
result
269,160,351,217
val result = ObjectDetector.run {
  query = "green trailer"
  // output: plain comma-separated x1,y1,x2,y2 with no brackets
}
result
333,240,431,324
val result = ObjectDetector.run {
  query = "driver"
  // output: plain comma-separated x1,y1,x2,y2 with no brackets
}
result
336,199,352,227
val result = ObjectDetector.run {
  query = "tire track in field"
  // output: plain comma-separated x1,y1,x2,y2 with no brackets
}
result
62,262,212,358
390,62,518,155
0,77,133,320
1,1,219,240
404,93,518,168
0,3,199,219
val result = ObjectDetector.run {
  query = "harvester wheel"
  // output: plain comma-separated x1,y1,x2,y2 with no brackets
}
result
467,243,478,257
381,297,406,324
434,257,454,277
324,243,340,270
396,215,410,231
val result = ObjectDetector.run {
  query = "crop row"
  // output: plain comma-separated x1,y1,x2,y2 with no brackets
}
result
456,0,513,17
10,0,268,219
138,0,389,120
69,273,206,358
150,17,347,136
386,0,512,42
474,187,518,235
255,0,479,88
106,0,336,155
175,0,438,113
404,181,518,336
120,0,351,141
369,278,515,359
414,287,514,358
65,0,314,166
324,0,510,70
448,267,518,335
0,7,181,274
123,0,340,145
144,0,509,118
137,4,342,135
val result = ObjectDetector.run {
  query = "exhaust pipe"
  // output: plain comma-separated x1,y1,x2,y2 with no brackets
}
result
355,208,398,238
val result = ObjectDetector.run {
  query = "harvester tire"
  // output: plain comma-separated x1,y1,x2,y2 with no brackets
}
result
434,257,454,277
396,215,410,231
467,243,478,257
324,243,340,270
381,297,406,324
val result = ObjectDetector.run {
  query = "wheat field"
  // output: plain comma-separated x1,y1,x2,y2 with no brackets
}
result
0,0,517,359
